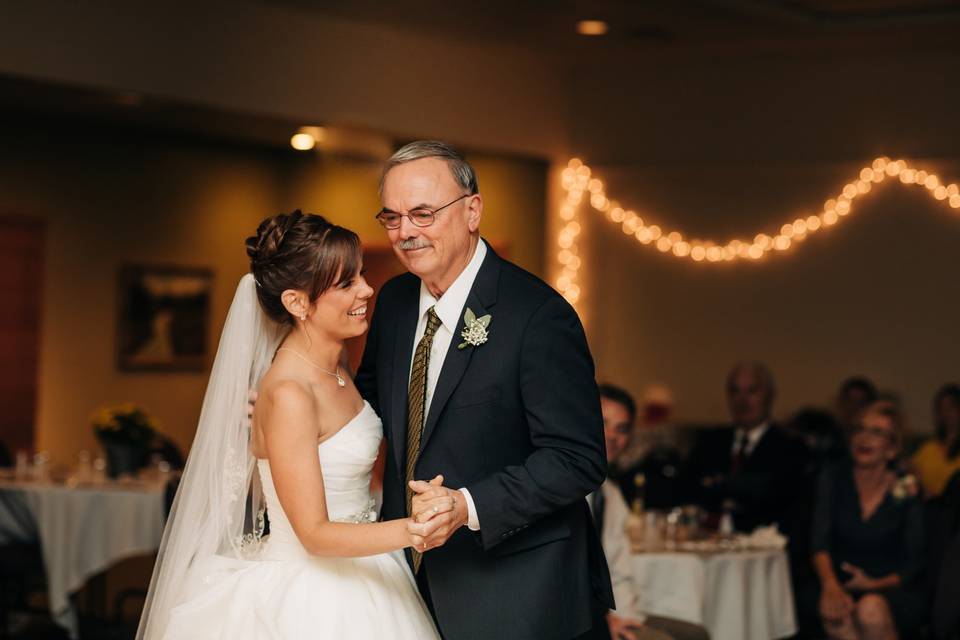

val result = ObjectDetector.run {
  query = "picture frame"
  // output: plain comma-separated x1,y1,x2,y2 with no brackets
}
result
117,264,213,371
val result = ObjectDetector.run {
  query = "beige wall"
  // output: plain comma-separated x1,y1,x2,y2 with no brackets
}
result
557,49,960,435
0,122,545,466
0,0,569,158
572,158,960,434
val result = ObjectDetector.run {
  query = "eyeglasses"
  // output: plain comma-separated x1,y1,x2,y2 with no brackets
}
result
375,194,471,230
852,425,895,441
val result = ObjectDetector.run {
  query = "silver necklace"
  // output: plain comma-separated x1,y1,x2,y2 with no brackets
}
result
277,347,346,388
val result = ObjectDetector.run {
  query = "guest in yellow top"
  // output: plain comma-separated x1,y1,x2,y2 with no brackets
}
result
912,384,960,498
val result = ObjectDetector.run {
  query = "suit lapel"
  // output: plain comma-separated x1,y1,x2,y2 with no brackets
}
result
419,247,500,453
389,280,419,479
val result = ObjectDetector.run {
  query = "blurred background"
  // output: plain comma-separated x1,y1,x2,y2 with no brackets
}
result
1,1,959,638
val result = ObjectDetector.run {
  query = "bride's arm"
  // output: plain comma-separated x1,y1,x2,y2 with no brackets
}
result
263,381,414,557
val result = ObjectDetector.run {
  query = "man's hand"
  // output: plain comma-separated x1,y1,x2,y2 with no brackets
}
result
408,475,468,550
607,613,643,640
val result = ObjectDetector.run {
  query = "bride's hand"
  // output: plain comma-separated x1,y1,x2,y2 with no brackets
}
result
406,519,430,551
411,475,456,523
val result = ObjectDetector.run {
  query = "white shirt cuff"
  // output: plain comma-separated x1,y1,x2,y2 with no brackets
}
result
458,487,480,531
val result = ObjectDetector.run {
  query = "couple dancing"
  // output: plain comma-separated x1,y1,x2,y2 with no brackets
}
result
138,141,616,640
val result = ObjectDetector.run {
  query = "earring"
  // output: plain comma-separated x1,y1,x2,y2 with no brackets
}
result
300,313,307,321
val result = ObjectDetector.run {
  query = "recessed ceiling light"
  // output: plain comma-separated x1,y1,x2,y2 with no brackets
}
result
290,132,315,151
577,20,608,36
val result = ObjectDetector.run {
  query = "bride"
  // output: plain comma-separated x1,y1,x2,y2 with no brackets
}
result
137,211,443,639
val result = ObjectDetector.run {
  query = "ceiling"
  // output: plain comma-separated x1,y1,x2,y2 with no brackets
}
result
260,0,960,57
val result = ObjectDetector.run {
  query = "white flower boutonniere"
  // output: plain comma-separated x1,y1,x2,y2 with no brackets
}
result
892,474,918,501
458,307,491,350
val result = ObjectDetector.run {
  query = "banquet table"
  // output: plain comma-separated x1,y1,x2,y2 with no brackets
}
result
632,547,797,640
0,478,165,638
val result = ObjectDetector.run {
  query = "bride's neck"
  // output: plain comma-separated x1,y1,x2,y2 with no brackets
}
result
281,330,343,371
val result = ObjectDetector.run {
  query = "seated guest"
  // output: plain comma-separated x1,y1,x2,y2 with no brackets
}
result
592,385,710,640
835,377,879,438
912,384,960,499
604,384,686,510
812,401,926,640
787,406,848,467
685,362,810,535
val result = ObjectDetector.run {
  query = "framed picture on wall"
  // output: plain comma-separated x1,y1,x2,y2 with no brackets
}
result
117,265,213,371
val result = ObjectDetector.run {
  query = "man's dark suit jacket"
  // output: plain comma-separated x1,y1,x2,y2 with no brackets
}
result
685,423,811,536
355,244,614,640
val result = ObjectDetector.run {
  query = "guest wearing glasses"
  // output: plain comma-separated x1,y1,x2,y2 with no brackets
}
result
812,401,926,640
593,384,709,640
912,384,960,499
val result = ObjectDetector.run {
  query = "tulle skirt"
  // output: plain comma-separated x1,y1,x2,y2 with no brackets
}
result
161,548,439,639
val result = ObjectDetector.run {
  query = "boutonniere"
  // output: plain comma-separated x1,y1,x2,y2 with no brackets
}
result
891,474,918,501
458,307,491,350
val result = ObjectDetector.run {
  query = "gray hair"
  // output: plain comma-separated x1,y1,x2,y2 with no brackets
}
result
726,361,777,399
379,140,479,197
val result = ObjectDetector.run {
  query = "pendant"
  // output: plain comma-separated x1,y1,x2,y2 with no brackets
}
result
336,375,346,388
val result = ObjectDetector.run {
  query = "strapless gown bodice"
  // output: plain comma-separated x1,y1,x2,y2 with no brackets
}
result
161,401,439,639
256,401,381,559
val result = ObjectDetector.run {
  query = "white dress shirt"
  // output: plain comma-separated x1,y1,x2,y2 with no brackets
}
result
731,421,770,458
408,239,487,531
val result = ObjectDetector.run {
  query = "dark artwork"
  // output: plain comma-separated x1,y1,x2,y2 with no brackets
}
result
117,265,212,371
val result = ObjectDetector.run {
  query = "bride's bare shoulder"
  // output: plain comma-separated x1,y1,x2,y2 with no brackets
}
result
258,376,318,433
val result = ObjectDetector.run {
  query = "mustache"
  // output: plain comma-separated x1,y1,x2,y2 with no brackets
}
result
398,239,432,250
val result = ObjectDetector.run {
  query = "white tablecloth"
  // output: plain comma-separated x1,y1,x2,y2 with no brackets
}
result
0,480,165,638
633,549,796,640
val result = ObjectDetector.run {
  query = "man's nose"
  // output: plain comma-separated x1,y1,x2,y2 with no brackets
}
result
397,214,420,238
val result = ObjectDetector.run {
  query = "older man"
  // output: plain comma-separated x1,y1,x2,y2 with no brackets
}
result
355,141,613,640
594,384,710,640
685,362,810,535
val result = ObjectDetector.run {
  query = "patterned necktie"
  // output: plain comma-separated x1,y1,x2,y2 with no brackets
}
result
731,431,750,476
406,306,441,573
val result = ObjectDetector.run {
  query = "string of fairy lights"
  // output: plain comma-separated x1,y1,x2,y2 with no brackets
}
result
555,156,960,307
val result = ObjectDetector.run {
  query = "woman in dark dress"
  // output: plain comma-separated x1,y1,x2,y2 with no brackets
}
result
812,400,926,640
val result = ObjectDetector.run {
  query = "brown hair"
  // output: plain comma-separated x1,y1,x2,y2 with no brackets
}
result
245,211,361,325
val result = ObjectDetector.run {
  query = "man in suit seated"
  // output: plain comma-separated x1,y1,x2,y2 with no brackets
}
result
685,362,811,536
591,384,709,640
606,385,686,511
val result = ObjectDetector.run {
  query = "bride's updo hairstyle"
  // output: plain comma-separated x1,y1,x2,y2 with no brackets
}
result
245,210,361,326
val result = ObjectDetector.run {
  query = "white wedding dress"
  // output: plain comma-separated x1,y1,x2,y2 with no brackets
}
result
160,401,439,639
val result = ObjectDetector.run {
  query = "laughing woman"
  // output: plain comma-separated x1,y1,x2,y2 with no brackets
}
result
811,401,926,640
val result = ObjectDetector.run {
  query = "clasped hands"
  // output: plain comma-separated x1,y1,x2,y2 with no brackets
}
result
819,562,877,621
406,475,469,553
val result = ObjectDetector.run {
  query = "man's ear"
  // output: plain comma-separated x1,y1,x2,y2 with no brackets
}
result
466,194,483,233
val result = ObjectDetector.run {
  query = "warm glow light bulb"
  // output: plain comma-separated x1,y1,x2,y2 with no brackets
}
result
807,215,822,231
823,211,839,225
950,194,960,208
656,237,672,252
576,20,609,36
290,133,315,151
568,158,583,169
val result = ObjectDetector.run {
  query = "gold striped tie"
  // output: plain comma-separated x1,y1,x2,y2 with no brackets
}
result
406,306,441,573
